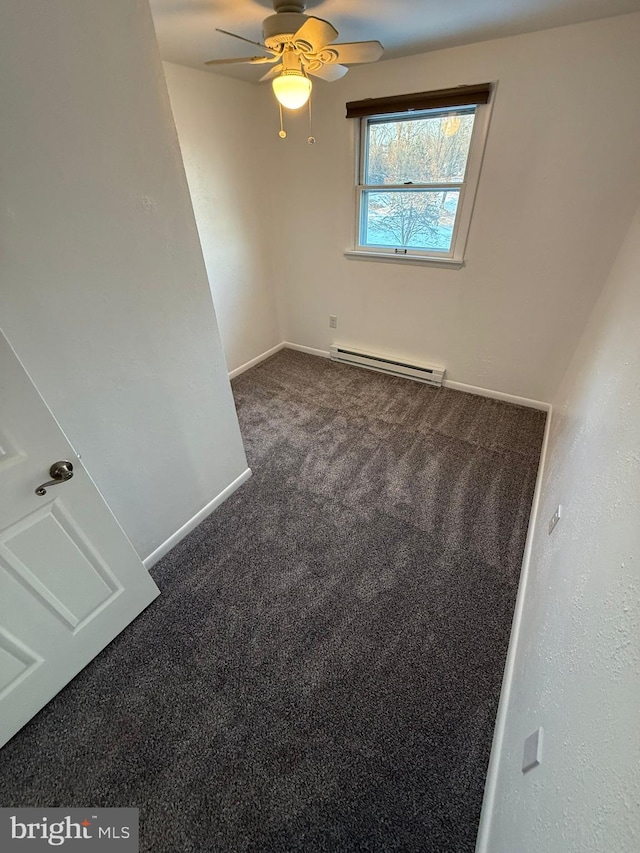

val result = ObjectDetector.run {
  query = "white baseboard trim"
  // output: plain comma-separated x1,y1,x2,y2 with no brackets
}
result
142,467,252,569
226,341,551,413
282,341,331,359
474,405,554,852
228,343,284,379
444,379,550,411
227,342,331,380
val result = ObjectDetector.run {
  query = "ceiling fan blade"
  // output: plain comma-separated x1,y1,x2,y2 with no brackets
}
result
329,41,384,65
293,16,339,53
216,28,269,50
308,63,349,82
259,63,284,82
205,56,276,66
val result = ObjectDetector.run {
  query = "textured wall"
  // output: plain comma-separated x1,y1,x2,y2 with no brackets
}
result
0,0,248,558
264,13,640,402
479,204,640,850
163,62,282,374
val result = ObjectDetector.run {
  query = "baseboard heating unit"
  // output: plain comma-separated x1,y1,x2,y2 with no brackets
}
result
330,345,445,387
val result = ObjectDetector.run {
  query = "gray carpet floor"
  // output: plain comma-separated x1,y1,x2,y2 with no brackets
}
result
0,349,545,852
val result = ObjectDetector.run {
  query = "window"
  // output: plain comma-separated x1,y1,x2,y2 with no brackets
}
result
346,85,493,266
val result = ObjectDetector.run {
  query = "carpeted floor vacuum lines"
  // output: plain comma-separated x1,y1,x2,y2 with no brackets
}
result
0,349,545,852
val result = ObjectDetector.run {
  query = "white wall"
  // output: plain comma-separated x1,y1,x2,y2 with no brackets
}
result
265,13,640,402
0,0,248,560
478,203,640,851
163,62,281,374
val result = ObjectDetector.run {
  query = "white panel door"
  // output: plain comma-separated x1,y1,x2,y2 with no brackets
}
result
0,330,160,747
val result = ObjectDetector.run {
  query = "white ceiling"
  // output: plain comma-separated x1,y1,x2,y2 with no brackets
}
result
149,0,640,81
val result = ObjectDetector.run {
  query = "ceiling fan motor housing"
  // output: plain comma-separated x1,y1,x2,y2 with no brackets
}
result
263,12,309,48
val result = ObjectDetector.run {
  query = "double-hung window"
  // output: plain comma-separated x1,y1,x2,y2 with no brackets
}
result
346,84,493,266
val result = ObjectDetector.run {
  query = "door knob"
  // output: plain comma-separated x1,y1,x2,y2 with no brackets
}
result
35,461,74,496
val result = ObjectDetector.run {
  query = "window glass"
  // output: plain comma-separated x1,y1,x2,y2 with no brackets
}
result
361,189,460,252
364,112,475,186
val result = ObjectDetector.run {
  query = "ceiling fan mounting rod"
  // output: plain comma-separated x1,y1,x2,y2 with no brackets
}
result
273,1,306,12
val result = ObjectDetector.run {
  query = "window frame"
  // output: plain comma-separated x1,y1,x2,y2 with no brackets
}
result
348,98,493,268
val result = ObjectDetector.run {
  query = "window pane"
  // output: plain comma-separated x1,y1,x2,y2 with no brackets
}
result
361,189,460,253
365,112,475,185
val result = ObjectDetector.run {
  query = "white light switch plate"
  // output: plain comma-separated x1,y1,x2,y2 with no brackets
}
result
548,505,561,535
522,727,543,773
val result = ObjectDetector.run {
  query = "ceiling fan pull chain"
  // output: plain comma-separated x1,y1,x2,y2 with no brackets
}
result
307,93,315,144
278,103,287,139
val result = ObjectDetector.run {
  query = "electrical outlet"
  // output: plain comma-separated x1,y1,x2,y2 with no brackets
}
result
548,505,561,535
329,315,337,329
522,727,543,773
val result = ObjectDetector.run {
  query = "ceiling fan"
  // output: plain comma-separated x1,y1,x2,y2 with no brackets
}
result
204,0,384,111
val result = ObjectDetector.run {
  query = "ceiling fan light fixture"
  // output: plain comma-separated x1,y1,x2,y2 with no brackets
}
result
272,70,312,110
